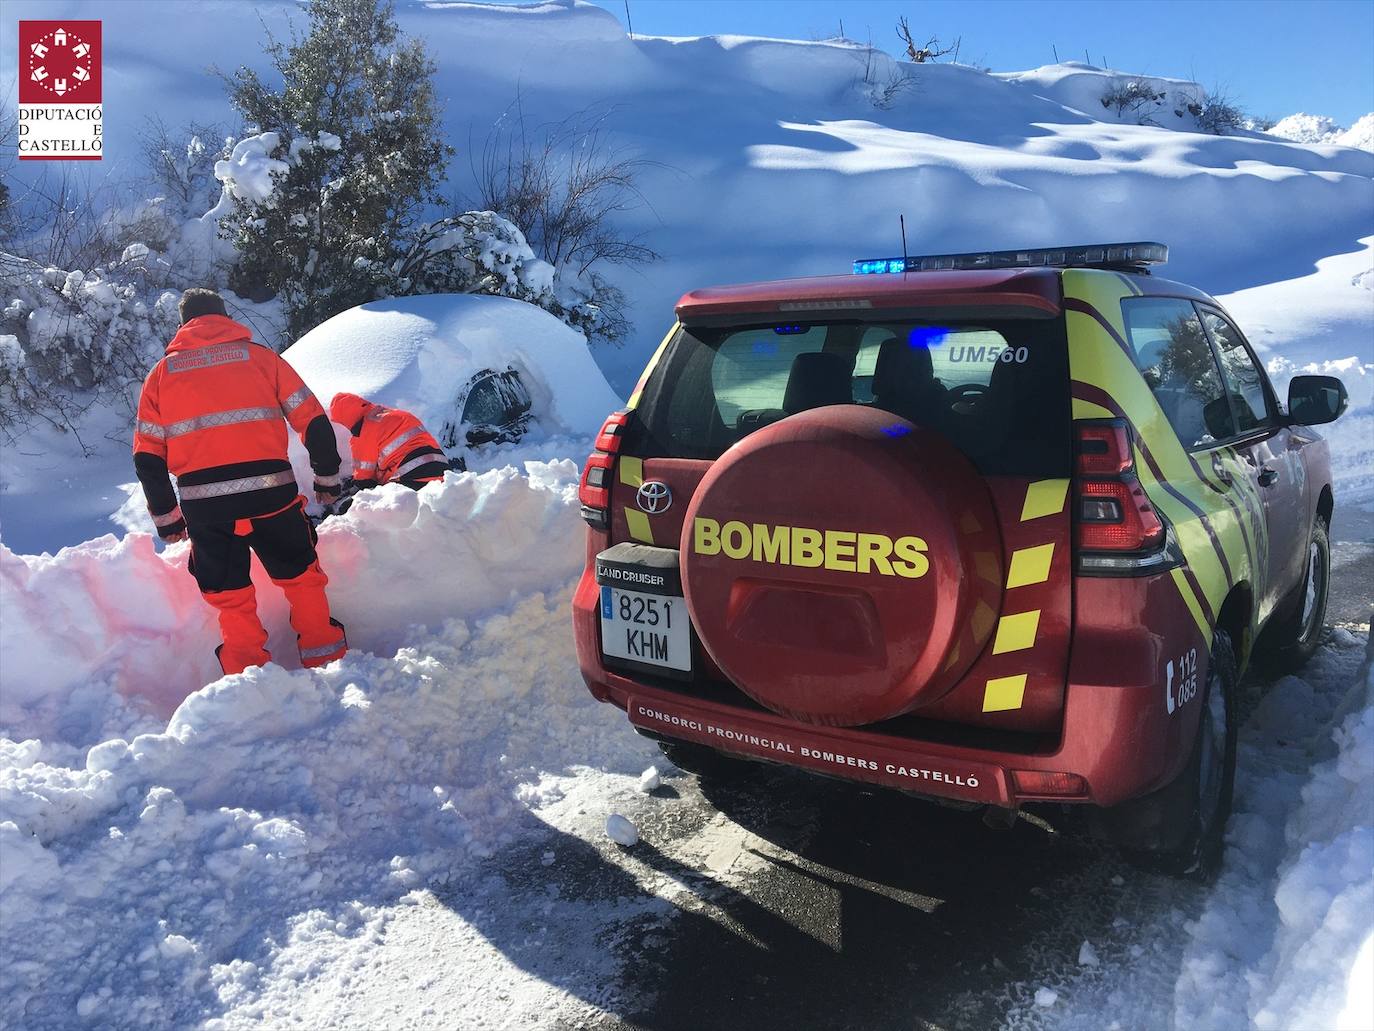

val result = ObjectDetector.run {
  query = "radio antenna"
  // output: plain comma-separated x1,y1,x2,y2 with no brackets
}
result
899,214,909,271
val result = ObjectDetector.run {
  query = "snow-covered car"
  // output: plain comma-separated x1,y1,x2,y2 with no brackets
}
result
572,242,1348,878
285,293,619,473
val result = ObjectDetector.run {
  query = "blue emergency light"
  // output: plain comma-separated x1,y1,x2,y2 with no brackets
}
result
852,242,1168,275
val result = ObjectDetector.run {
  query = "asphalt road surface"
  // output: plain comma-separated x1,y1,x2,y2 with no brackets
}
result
533,535,1373,1031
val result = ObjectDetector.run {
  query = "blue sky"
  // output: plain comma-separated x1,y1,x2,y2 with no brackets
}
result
578,0,1374,124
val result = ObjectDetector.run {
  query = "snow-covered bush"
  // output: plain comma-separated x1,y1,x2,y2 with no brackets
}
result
473,102,661,346
1186,89,1247,135
219,0,452,336
390,211,562,309
1100,80,1168,123
139,118,231,222
0,252,179,448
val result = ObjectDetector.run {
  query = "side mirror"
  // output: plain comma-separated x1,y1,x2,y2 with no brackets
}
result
1287,375,1348,426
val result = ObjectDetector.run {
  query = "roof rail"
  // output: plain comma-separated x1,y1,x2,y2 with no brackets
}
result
853,242,1168,276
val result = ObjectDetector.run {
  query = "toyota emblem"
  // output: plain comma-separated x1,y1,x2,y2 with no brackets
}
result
635,480,672,514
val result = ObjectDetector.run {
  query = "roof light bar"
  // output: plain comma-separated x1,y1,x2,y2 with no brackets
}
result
852,242,1168,275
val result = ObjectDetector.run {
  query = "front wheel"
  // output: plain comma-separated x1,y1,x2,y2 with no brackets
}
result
1106,630,1238,880
1265,518,1330,670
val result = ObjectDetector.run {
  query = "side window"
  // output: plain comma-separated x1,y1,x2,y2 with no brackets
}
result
1121,298,1236,448
1201,310,1273,434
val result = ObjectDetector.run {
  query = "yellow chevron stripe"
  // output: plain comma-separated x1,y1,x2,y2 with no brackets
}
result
1020,479,1069,521
619,456,644,488
1006,543,1054,588
625,509,654,544
983,674,1028,713
618,456,652,542
992,610,1040,654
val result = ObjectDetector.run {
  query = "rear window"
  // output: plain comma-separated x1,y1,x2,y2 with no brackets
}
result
630,316,1070,477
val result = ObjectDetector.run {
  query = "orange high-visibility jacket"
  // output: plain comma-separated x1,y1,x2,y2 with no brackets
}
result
133,315,340,530
328,393,447,486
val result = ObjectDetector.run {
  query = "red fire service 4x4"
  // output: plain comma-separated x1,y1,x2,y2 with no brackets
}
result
572,243,1348,876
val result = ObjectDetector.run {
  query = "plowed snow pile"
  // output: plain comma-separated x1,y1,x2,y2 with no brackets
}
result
1,464,659,1027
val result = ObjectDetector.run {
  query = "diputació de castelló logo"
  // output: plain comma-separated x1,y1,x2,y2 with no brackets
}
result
18,21,103,160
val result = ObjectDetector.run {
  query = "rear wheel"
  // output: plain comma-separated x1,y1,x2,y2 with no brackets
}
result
1265,518,1330,670
1107,630,1238,880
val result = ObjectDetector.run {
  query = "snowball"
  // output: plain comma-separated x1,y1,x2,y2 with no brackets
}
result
1034,988,1059,1007
638,766,662,793
1078,940,1100,967
605,814,638,847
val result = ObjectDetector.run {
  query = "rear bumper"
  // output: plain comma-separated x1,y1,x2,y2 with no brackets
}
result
573,547,1205,809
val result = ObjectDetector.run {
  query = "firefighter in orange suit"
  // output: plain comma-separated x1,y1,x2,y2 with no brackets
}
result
328,392,449,490
133,289,348,675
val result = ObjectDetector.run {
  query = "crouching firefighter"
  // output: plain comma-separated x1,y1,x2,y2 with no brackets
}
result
133,289,349,676
328,393,454,491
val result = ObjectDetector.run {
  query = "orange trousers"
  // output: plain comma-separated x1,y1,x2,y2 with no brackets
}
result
189,499,347,674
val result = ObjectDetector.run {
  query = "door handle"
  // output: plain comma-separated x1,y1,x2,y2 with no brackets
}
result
1258,467,1279,487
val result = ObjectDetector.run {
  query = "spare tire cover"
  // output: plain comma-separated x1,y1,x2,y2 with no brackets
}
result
681,405,1003,726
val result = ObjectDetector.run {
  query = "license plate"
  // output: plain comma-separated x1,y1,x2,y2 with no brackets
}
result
600,586,692,672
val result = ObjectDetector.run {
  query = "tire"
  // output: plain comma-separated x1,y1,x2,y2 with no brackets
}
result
1265,518,1330,671
657,739,745,780
1107,630,1239,881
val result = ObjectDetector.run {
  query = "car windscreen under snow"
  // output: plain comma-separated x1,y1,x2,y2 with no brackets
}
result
630,315,1071,477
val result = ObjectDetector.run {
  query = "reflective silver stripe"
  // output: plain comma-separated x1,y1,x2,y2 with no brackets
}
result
392,454,445,481
151,505,183,527
354,461,377,472
300,635,346,660
378,426,423,462
281,386,313,415
164,406,279,439
136,420,166,440
314,472,342,487
177,470,297,501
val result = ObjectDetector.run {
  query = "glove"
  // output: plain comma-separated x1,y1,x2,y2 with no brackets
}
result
313,473,344,507
151,506,187,543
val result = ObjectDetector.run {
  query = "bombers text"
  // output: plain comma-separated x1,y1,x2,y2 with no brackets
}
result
693,517,929,577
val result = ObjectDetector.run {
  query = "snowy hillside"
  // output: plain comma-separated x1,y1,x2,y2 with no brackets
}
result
4,0,1373,398
2,2,1373,1028
4,0,1372,550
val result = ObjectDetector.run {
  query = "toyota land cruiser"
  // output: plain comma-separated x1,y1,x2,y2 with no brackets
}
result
571,243,1348,876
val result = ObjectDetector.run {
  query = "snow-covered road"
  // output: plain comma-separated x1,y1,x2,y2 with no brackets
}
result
175,621,1371,1031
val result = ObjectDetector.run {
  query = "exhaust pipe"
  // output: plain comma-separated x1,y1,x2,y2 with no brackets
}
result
982,804,1020,831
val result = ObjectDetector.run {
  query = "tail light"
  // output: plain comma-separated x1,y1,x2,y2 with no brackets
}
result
1011,769,1088,798
580,411,630,530
1074,419,1180,575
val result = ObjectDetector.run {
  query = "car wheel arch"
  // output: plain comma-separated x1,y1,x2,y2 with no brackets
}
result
1316,484,1333,528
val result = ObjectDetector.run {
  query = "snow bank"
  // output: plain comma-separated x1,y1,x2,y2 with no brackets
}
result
1270,112,1374,152
284,293,621,445
0,589,644,1028
1175,631,1374,1030
0,457,656,1028
1,461,586,746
